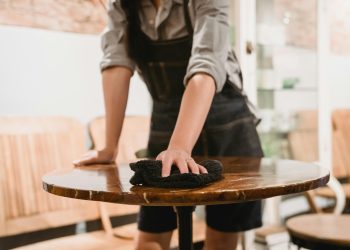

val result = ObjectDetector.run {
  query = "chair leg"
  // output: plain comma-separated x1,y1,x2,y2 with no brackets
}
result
98,202,113,236
288,241,300,250
327,175,346,214
263,197,282,225
241,230,254,250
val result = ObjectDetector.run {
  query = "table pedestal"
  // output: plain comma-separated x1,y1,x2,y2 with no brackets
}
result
174,206,195,250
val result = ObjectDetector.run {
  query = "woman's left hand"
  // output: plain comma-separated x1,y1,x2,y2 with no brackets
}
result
156,147,208,177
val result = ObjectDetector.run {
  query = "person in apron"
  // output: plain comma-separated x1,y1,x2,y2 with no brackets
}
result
74,0,264,249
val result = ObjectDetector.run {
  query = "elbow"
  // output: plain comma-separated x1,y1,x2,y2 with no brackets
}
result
186,73,216,93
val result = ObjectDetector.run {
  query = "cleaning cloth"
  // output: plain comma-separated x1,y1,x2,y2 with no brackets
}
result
129,159,223,188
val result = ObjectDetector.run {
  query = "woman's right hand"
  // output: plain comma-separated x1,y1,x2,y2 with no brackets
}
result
72,148,117,166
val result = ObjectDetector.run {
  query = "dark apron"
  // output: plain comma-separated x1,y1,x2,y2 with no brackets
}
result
121,0,264,233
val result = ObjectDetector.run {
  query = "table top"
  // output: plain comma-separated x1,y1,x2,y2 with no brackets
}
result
287,214,350,247
42,157,330,206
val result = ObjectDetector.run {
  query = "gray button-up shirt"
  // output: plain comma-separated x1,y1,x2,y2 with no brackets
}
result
100,0,242,93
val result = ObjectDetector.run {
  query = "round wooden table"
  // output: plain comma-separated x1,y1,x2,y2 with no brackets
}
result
42,157,330,250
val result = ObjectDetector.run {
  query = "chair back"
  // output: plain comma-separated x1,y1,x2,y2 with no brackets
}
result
333,109,350,178
295,110,318,130
289,110,348,178
88,116,150,164
0,117,100,237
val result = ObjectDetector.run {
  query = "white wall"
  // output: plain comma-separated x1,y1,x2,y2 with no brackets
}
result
0,25,151,124
329,54,350,109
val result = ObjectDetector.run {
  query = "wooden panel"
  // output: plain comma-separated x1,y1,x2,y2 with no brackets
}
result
289,110,349,178
295,110,318,130
332,130,350,178
89,116,150,164
288,130,348,178
0,117,100,237
288,130,318,162
12,230,135,250
2,206,99,237
88,116,105,150
333,109,350,178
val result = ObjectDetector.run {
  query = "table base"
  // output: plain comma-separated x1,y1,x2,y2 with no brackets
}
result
174,206,195,250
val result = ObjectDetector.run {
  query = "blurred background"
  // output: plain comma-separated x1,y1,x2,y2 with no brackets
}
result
0,0,350,249
0,0,151,124
1,0,349,151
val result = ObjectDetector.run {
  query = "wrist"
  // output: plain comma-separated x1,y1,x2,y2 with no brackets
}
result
167,142,192,155
103,146,117,157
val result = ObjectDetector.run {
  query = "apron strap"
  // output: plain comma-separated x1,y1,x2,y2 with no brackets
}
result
120,0,143,61
183,0,193,36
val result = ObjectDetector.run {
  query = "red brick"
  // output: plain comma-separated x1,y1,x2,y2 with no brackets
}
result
0,0,107,34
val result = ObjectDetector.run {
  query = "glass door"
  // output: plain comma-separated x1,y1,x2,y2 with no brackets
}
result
255,0,320,160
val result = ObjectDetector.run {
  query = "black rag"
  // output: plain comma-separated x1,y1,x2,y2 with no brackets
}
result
129,159,223,188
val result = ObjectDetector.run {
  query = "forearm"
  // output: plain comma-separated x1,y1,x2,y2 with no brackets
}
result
102,66,132,154
168,73,216,154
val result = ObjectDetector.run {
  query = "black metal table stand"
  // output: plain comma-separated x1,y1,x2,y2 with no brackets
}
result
174,206,195,250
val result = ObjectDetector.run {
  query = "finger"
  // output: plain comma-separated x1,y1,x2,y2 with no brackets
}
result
72,157,94,166
175,158,189,174
72,157,88,166
72,159,81,166
161,157,173,177
198,164,208,174
156,152,164,161
187,159,199,174
81,150,94,157
76,151,96,162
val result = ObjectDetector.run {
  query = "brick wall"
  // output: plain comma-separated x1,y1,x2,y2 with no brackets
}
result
330,0,350,55
274,0,350,55
0,0,107,34
274,0,317,49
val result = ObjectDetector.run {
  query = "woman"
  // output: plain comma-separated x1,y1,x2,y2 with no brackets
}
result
73,0,264,249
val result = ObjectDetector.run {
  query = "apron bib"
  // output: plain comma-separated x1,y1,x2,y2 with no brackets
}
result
120,0,262,158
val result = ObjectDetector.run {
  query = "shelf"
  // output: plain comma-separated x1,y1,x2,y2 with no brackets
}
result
258,130,291,135
257,88,317,92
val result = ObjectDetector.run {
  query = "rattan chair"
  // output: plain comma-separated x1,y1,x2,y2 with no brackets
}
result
0,116,135,250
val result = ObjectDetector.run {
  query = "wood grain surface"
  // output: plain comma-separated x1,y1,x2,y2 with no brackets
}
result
43,157,330,206
287,214,350,246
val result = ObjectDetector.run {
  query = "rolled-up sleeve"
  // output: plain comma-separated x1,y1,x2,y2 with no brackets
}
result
100,0,135,72
184,0,230,93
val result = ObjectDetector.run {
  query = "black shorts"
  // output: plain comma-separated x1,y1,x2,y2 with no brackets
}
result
138,83,264,233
